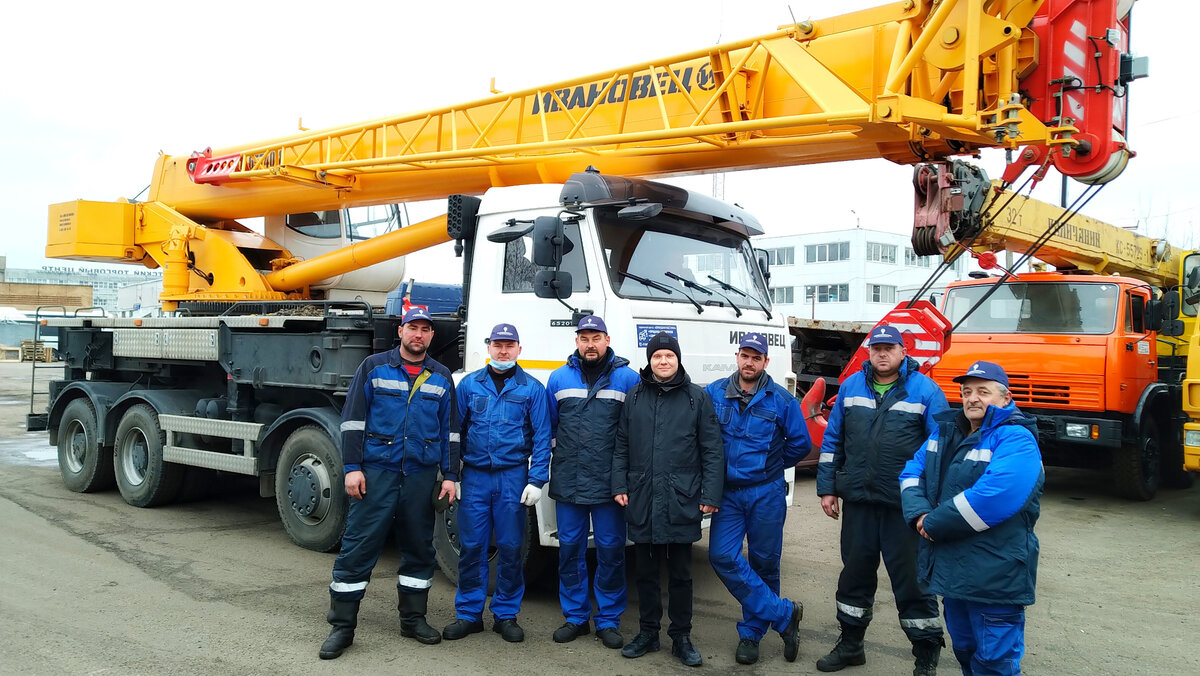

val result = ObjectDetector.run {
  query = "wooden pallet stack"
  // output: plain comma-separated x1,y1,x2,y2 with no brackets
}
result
20,339,52,362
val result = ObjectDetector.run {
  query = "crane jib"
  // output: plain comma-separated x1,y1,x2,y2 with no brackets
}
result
529,65,712,115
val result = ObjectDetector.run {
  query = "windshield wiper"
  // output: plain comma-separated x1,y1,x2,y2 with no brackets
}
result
707,274,772,320
618,271,676,295
664,271,708,314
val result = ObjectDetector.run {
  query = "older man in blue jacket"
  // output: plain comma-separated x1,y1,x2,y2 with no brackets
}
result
545,315,640,649
704,332,807,665
443,323,552,644
900,361,1043,676
817,325,948,675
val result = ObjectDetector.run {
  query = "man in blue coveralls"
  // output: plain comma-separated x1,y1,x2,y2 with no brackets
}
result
443,323,552,644
320,306,458,659
545,315,640,649
704,332,807,665
901,361,1044,676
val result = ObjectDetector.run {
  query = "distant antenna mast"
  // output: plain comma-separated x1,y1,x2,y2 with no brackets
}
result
712,172,726,200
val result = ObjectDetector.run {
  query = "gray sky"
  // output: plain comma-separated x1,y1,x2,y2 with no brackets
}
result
2,0,1196,283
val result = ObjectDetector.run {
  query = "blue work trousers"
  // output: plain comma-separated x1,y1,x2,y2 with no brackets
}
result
943,598,1026,676
330,465,438,601
455,465,528,621
708,479,794,641
556,501,627,629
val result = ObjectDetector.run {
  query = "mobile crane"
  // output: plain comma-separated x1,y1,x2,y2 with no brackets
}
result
36,0,1143,567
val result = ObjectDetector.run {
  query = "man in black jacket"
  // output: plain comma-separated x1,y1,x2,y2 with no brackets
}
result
612,331,724,668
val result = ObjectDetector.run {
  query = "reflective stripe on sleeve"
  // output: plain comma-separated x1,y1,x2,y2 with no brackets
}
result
819,452,835,464
837,601,870,618
371,378,410,392
953,492,990,532
419,383,446,396
900,477,920,490
926,440,938,454
963,448,993,463
842,396,876,410
891,401,927,415
554,388,589,401
330,580,369,593
340,420,365,431
448,432,460,442
398,575,433,590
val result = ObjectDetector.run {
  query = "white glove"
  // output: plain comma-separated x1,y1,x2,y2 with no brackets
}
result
520,483,542,507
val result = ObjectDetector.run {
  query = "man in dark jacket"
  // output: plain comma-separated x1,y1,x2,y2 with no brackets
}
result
443,323,551,644
900,361,1043,676
320,306,459,659
545,315,640,649
612,331,723,668
816,326,948,674
704,333,807,665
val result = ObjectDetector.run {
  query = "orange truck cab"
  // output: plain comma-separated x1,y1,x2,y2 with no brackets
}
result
929,271,1187,500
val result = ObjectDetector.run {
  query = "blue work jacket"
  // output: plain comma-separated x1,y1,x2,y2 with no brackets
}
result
817,357,948,506
456,365,552,487
900,402,1044,605
546,351,640,504
703,374,811,488
339,349,458,480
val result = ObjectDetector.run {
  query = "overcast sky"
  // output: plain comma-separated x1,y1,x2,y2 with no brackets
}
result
2,0,1196,283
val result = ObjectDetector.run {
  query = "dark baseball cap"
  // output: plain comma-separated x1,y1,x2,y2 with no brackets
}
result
486,323,520,343
576,315,608,333
401,306,433,325
866,325,903,346
953,360,1010,388
738,332,768,355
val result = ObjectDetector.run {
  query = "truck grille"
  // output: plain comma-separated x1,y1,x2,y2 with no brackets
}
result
934,371,1104,410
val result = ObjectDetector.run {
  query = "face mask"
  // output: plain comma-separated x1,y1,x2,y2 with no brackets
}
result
490,360,517,371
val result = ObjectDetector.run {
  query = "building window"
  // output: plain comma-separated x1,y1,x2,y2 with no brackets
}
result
805,241,850,263
867,242,897,264
764,247,795,266
905,247,934,267
804,284,850,303
771,286,794,304
868,284,896,303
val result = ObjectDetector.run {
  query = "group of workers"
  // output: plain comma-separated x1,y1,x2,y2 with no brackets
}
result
319,307,1043,675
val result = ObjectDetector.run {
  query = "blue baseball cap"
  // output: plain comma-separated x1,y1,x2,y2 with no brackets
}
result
738,332,768,355
953,360,1010,388
486,323,520,343
866,325,903,346
576,315,608,333
401,306,433,325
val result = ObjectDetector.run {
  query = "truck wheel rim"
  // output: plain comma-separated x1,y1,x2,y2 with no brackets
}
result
120,430,150,486
287,455,331,524
65,420,87,473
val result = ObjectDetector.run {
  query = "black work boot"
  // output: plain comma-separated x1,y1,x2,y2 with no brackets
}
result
781,600,804,662
816,624,867,672
398,590,442,645
912,637,944,676
621,630,660,658
553,620,590,643
736,638,760,665
443,618,484,640
672,634,703,667
493,618,525,643
319,598,360,660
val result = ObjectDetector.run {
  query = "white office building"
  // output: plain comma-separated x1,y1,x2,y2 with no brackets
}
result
754,228,973,322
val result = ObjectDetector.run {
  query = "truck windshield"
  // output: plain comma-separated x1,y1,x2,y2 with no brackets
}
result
944,282,1119,334
594,207,770,308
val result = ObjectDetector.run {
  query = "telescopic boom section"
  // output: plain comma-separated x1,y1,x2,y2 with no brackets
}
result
50,0,1136,305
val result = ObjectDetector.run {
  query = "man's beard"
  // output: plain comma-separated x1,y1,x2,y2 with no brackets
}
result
402,339,428,356
581,348,605,365
740,367,764,382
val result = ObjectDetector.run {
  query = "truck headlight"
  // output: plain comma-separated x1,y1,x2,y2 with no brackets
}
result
1065,423,1090,439
1186,430,1200,447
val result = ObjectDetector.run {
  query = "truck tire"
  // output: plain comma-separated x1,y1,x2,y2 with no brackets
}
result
114,404,184,507
434,501,534,593
1113,421,1160,501
57,398,115,493
274,426,347,552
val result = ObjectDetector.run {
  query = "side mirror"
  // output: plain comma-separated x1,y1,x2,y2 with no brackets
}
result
1145,297,1164,333
617,203,663,220
486,219,534,244
534,270,573,299
755,249,771,285
1159,290,1185,336
531,216,574,267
